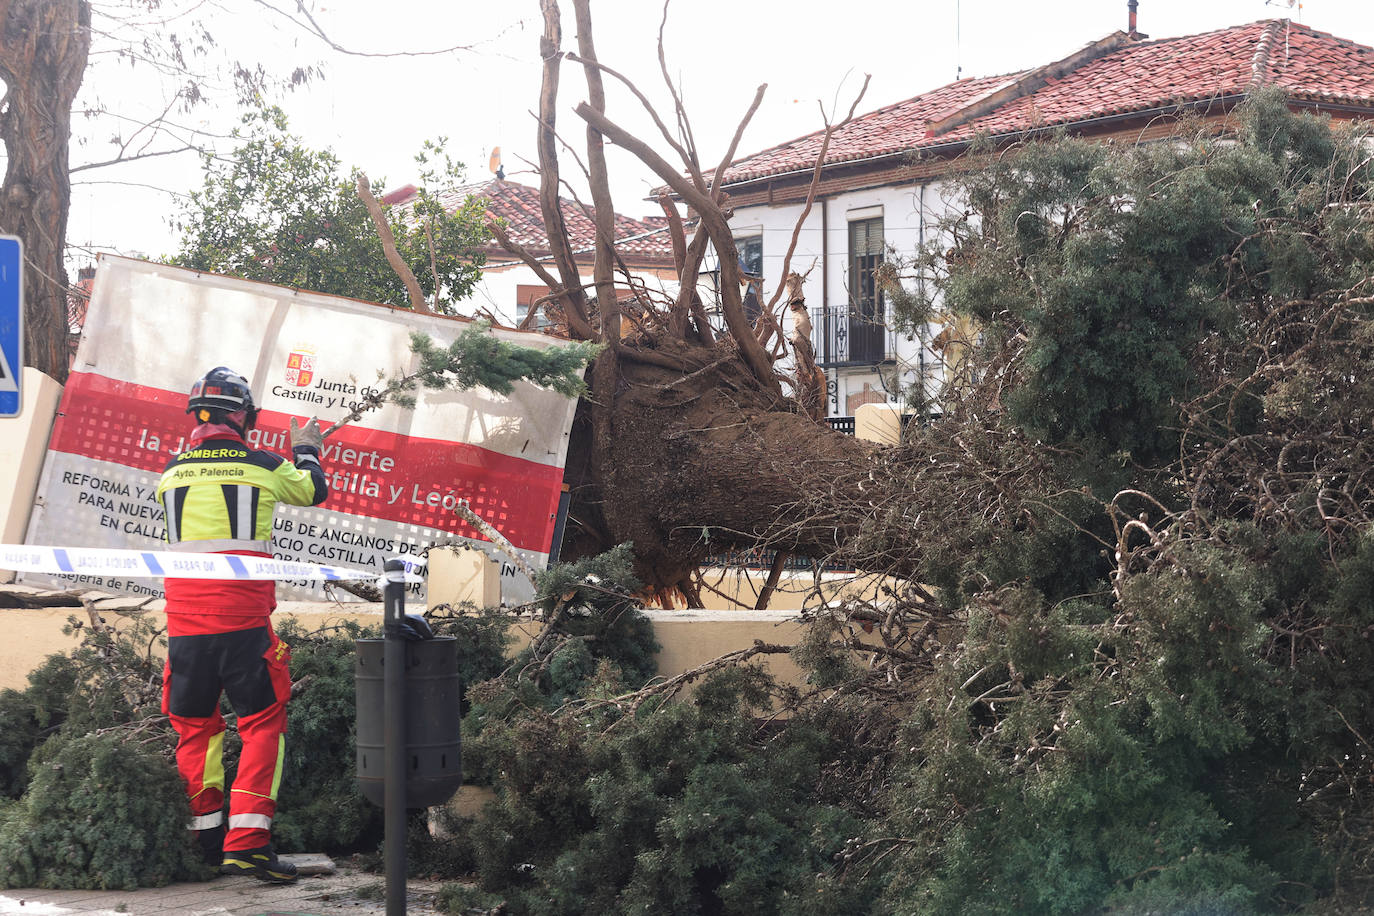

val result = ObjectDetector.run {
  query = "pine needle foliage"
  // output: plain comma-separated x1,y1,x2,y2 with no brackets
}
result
459,668,873,916
0,657,77,799
845,91,1374,912
407,322,600,401
525,543,659,693
433,93,1374,915
0,613,166,804
0,732,204,890
270,618,386,853
437,548,884,915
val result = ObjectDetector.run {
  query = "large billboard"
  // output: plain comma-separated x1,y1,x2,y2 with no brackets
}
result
20,256,581,603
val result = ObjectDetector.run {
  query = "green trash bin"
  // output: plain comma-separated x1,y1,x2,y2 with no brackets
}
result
354,636,463,808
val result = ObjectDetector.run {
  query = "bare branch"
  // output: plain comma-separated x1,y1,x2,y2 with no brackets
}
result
655,0,703,189
565,50,697,181
535,0,594,336
356,173,433,316
574,102,780,391
707,82,767,201
69,144,201,173
456,500,539,585
571,0,620,344
765,75,871,316
244,0,508,58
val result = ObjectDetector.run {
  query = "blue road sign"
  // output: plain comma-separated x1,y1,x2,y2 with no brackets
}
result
0,235,21,418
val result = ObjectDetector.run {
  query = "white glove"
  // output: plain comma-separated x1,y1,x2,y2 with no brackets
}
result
290,416,323,451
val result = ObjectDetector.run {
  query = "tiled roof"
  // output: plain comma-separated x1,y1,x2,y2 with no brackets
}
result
422,179,674,263
721,20,1374,186
719,73,1016,186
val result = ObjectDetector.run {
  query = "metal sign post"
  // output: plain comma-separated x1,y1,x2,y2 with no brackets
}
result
354,555,457,916
0,236,23,418
381,557,409,916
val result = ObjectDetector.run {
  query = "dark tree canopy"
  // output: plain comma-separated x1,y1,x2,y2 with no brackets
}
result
170,109,489,312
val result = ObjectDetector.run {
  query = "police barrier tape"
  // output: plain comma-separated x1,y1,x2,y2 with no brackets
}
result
0,544,427,583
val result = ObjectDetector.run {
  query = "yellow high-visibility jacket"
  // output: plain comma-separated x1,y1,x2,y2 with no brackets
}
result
157,429,328,618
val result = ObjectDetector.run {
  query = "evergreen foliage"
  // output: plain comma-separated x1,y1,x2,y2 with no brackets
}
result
270,618,385,852
0,732,204,890
427,94,1374,914
403,322,600,403
459,668,872,916
851,91,1374,912
0,656,76,799
524,543,660,692
0,613,165,805
0,689,42,799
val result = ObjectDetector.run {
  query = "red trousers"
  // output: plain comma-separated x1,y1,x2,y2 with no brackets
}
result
162,623,291,852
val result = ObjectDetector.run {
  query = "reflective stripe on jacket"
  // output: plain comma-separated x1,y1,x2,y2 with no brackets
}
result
157,431,328,617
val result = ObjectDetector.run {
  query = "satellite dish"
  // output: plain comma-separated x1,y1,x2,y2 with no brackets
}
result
488,147,504,179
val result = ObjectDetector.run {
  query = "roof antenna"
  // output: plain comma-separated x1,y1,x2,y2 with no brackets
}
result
1264,0,1302,20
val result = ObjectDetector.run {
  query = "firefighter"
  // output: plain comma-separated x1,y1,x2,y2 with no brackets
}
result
157,367,329,883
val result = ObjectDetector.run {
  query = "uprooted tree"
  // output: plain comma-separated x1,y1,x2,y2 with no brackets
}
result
434,76,1374,910
490,0,894,605
155,0,897,605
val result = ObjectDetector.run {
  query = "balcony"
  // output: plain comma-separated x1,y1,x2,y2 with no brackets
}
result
705,547,854,573
825,413,932,436
810,305,893,368
824,416,856,435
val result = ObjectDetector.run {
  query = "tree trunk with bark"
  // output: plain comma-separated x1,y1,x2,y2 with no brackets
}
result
0,0,90,382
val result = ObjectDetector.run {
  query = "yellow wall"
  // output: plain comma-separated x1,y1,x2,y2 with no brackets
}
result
0,602,817,693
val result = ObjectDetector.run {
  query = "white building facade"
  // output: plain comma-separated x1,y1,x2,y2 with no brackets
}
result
703,17,1374,421
719,180,950,419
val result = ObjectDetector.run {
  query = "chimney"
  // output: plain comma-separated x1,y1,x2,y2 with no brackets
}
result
1128,0,1139,37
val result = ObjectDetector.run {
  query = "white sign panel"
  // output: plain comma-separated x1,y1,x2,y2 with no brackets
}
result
21,256,580,603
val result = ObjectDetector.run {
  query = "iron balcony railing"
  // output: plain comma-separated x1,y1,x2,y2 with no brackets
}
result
704,548,854,573
825,416,856,435
810,305,893,367
825,414,933,436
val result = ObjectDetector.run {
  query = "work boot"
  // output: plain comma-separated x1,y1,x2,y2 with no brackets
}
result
220,845,298,883
193,823,225,867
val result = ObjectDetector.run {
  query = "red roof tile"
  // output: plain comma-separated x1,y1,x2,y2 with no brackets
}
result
424,179,674,263
721,20,1374,186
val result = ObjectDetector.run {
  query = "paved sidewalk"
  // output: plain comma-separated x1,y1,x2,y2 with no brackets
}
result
0,864,448,916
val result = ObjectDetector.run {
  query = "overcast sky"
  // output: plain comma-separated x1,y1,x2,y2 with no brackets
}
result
63,0,1374,268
